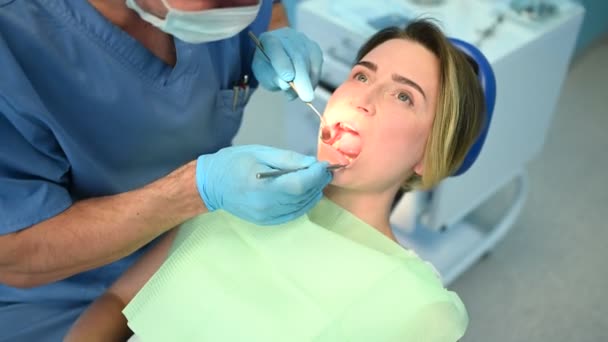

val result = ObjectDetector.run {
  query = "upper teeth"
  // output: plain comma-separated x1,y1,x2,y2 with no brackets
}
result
339,122,356,132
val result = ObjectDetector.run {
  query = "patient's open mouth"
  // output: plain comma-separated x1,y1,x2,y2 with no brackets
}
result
321,122,362,166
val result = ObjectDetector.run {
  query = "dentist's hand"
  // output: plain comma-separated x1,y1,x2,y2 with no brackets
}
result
196,145,332,225
252,27,323,102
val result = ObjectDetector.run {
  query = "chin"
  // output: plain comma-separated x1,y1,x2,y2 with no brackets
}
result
325,160,365,190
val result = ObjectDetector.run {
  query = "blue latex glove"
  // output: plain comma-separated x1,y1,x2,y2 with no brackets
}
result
196,145,332,225
251,27,323,102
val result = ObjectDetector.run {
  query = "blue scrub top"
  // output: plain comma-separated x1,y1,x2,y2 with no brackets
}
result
0,0,272,338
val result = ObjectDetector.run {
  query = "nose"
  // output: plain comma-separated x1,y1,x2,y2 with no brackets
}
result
349,90,375,116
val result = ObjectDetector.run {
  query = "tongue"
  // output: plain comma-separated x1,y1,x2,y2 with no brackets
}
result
334,131,361,158
318,142,350,166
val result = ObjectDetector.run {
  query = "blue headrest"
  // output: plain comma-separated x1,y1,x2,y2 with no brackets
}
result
448,38,497,176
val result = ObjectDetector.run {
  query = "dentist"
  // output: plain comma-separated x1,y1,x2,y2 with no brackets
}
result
0,0,328,340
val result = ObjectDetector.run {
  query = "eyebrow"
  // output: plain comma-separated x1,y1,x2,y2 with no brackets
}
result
355,60,427,100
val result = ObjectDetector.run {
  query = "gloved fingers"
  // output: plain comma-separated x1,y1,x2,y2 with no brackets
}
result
255,148,317,170
305,39,323,90
283,35,315,103
274,161,331,196
242,191,312,226
297,189,324,216
252,50,282,91
267,190,324,225
233,190,286,217
259,214,290,226
260,32,296,84
276,78,292,92
275,178,323,207
238,209,275,226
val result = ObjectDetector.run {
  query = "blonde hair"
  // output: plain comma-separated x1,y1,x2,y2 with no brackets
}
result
355,19,485,191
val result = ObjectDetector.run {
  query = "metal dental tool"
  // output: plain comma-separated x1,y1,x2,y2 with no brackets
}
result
248,31,331,140
256,164,345,179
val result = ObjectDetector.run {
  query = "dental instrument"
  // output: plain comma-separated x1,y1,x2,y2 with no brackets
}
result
248,31,331,140
256,164,345,179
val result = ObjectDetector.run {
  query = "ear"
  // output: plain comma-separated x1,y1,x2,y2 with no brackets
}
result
413,160,424,176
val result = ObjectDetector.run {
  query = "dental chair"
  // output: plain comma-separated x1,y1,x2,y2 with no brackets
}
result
283,0,584,286
448,38,497,177
279,37,518,286
390,38,509,286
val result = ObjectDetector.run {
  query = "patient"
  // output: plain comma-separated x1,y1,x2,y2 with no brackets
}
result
66,19,484,342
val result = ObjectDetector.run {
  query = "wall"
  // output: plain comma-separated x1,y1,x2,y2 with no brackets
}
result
574,0,608,54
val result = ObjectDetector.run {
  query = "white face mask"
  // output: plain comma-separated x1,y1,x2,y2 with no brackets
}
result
126,0,261,43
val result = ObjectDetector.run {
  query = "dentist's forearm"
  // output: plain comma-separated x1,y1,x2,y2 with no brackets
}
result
0,160,205,288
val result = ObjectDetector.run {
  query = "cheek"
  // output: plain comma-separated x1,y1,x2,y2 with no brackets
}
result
376,120,428,158
358,120,430,181
323,84,355,117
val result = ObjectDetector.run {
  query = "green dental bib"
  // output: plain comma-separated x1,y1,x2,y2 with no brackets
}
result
124,198,468,341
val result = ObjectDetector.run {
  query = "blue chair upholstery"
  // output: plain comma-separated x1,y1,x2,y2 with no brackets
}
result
449,38,497,176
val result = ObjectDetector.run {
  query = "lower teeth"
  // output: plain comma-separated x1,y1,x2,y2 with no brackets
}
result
332,142,358,163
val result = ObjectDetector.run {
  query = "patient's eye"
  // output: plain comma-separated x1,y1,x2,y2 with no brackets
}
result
354,72,368,83
396,92,413,106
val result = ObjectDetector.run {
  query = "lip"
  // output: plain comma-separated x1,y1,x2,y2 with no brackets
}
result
324,121,361,143
321,120,363,169
332,120,360,135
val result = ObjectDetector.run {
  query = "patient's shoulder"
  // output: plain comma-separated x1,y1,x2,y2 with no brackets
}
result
399,252,444,285
336,258,468,341
395,254,467,312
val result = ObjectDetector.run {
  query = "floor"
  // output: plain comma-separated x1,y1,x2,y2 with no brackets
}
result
451,35,608,342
